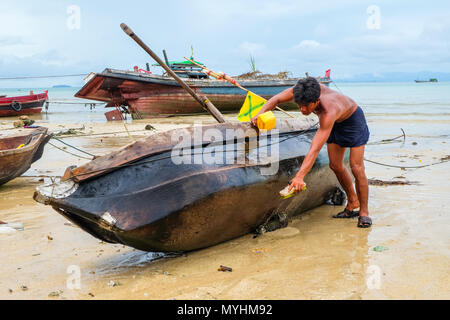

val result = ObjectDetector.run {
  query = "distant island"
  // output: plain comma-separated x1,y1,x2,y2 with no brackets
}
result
52,85,71,88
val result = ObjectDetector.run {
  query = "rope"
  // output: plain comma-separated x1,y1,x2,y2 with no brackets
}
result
16,175,58,179
0,74,88,80
48,141,94,160
331,81,344,94
52,129,153,139
367,128,406,145
117,105,135,142
47,101,106,106
10,100,22,112
51,136,96,157
364,157,450,169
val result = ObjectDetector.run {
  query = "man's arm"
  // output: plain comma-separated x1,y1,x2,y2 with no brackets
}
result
250,88,294,126
289,112,335,192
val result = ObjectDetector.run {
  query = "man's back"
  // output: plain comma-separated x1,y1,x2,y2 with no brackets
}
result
318,85,358,123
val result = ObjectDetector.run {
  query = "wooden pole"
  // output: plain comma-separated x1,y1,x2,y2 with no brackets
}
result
162,50,170,66
120,23,226,123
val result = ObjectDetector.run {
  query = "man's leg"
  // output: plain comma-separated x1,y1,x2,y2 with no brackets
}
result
327,143,360,211
349,145,369,217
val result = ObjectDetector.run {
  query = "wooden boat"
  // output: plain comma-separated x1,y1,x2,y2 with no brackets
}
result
0,91,48,117
75,68,331,119
0,127,51,186
34,118,346,252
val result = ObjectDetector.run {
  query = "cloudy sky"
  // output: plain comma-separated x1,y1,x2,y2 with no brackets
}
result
0,0,449,86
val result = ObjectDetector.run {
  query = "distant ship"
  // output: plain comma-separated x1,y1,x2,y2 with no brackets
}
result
414,78,438,83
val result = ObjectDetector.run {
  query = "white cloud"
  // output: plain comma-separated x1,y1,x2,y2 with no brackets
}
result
295,40,321,49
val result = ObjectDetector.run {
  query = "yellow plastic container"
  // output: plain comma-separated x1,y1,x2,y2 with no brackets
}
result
256,111,276,131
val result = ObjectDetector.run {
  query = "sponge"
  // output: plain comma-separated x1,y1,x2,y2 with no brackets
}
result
279,183,307,199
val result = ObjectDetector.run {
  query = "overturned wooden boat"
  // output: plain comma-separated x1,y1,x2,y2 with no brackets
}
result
0,91,48,117
0,127,51,186
76,68,331,119
34,118,346,252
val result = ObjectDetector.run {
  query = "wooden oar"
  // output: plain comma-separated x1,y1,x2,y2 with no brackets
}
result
120,23,226,123
184,57,295,118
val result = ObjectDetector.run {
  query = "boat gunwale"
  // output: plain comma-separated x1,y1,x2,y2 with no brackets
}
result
0,128,48,156
0,92,48,105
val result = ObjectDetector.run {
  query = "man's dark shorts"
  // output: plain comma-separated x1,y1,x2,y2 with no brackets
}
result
327,106,370,148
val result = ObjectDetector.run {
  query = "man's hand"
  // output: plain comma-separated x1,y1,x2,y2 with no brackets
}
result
289,176,306,192
251,115,259,127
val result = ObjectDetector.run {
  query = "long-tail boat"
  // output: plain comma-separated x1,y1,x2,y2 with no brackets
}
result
0,91,48,117
75,66,331,119
33,118,346,252
0,127,51,186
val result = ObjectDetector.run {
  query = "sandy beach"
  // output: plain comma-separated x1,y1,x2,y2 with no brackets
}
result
2,0,450,305
1,105,449,300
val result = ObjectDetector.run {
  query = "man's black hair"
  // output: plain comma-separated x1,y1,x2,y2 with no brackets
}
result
293,77,321,105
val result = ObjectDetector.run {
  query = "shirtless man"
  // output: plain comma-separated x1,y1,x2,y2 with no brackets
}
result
251,77,372,228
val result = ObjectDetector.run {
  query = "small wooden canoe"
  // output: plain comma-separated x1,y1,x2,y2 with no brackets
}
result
0,127,51,186
34,118,347,252
0,91,48,117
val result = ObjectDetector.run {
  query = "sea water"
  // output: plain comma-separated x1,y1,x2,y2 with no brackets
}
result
1,82,450,131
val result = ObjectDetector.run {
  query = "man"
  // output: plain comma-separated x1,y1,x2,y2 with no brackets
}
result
251,77,372,228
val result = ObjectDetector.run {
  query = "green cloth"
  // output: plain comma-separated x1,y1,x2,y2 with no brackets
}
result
153,60,204,67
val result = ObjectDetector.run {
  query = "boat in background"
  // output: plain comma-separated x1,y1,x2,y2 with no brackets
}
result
0,127,50,186
75,63,331,120
0,91,48,117
414,78,438,83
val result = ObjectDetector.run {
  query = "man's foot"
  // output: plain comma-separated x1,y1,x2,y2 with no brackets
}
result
332,208,360,218
346,199,360,212
357,216,372,228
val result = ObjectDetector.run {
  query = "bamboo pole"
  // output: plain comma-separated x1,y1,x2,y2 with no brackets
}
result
184,57,295,118
120,23,226,123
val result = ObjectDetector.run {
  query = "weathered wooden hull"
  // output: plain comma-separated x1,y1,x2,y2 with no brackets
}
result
0,127,50,186
75,69,331,118
34,119,346,252
0,92,48,117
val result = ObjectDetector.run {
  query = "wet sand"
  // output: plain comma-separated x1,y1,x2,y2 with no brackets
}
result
0,113,449,300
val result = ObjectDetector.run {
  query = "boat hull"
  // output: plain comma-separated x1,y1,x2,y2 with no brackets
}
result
0,127,50,185
0,92,48,117
75,69,331,118
34,119,346,252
